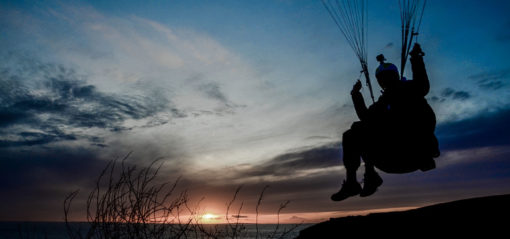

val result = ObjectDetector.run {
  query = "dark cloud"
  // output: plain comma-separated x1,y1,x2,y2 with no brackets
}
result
0,130,76,147
468,69,509,90
198,82,229,104
0,148,103,191
479,81,505,90
0,147,106,220
436,107,510,150
305,136,332,140
428,88,471,103
170,108,188,118
428,96,440,102
239,143,341,177
197,81,246,114
440,88,471,101
384,42,394,49
0,146,184,221
0,55,173,147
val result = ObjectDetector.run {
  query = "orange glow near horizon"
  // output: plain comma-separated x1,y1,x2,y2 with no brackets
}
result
64,206,419,224
136,205,421,225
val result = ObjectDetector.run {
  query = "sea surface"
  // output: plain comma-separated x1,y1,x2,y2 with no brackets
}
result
0,222,310,239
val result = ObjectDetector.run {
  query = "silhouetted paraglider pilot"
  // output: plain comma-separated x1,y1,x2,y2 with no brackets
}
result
331,43,440,201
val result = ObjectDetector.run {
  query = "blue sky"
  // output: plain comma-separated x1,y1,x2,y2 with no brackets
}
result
1,0,510,222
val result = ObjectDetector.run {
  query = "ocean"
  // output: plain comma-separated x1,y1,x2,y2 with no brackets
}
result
0,222,310,239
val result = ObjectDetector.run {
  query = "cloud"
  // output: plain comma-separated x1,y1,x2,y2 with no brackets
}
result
440,88,471,101
197,81,245,112
236,143,342,178
305,136,333,141
468,69,510,90
429,87,472,104
384,42,394,49
0,147,106,220
0,146,184,221
436,106,510,150
198,82,229,104
0,55,173,147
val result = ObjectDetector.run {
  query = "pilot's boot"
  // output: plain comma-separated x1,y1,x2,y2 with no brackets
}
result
331,180,362,201
360,171,383,197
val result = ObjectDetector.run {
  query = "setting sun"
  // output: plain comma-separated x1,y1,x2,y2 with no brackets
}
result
202,213,217,219
200,213,221,224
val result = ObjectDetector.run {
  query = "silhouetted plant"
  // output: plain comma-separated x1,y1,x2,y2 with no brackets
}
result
64,153,194,239
64,153,301,239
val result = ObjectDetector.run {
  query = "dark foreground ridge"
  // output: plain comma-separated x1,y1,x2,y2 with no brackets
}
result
297,194,510,238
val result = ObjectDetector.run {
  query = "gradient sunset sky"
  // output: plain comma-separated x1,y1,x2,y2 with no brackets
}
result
1,0,510,223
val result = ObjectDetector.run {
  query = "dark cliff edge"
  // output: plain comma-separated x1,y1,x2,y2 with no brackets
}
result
297,194,510,238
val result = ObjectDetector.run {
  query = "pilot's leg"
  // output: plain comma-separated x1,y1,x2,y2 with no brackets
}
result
331,127,363,201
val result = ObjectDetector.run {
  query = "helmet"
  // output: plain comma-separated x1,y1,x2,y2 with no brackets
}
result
375,62,400,89
375,63,399,77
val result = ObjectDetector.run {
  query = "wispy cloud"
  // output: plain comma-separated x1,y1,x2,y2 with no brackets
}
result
237,143,342,178
0,2,273,165
440,87,471,101
0,55,172,148
469,69,510,90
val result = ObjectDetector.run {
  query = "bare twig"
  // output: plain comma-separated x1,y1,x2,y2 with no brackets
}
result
64,154,301,239
63,190,81,239
255,185,269,239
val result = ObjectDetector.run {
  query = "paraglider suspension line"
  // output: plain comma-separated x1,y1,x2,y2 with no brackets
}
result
399,0,426,79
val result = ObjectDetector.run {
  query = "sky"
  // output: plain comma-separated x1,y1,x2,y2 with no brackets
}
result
1,0,510,223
